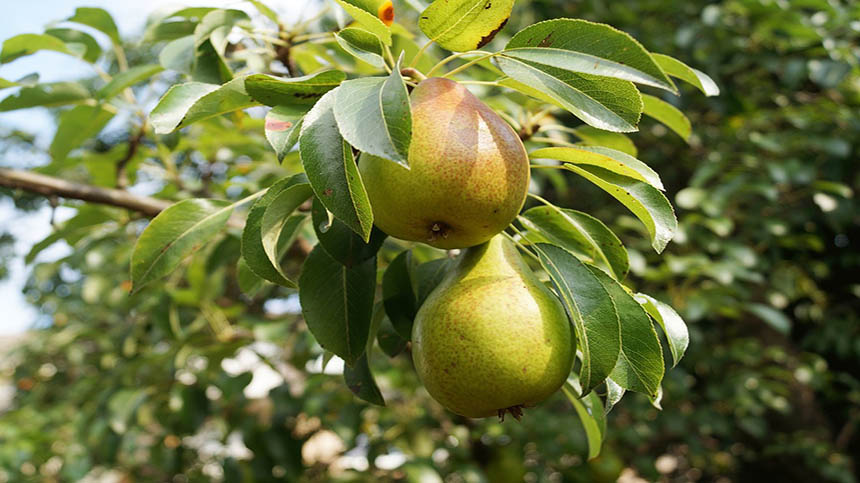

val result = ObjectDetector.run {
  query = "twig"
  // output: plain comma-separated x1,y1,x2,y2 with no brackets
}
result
117,126,145,189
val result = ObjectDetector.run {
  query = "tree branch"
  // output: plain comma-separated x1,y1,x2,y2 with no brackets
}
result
0,167,170,217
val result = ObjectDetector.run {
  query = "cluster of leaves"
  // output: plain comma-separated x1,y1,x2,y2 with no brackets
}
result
2,0,855,481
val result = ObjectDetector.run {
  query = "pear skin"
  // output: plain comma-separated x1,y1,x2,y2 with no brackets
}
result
411,235,574,418
359,78,529,249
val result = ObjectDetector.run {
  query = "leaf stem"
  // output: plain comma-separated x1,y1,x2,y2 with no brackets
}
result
426,51,493,78
409,39,433,69
440,52,498,78
529,136,579,147
502,230,541,264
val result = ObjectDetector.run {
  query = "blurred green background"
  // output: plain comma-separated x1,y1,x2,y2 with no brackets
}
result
0,0,858,481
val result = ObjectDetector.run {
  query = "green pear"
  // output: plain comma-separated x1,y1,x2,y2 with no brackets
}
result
358,78,530,249
411,235,574,419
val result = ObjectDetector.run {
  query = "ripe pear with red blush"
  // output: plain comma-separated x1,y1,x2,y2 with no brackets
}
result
358,77,530,249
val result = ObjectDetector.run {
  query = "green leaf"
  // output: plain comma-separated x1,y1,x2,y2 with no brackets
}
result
298,245,377,366
532,146,663,190
25,206,115,264
604,377,625,413
333,62,412,166
414,257,455,307
237,257,266,296
333,0,392,45
311,197,386,267
344,353,385,405
504,19,675,92
248,0,280,24
68,7,121,45
497,56,642,133
159,36,195,74
747,303,792,335
299,88,374,241
636,293,689,367
377,318,408,357
642,94,692,141
652,53,719,96
344,301,387,405
382,251,417,339
562,379,605,460
50,105,115,161
245,71,346,107
335,27,387,70
241,175,309,287
0,78,17,90
192,39,233,84
533,243,621,395
418,0,514,52
520,206,628,280
45,28,102,63
265,106,308,162
0,82,90,112
570,126,637,157
150,76,257,134
588,267,664,396
194,9,250,55
562,165,676,253
0,34,79,64
261,186,314,282
131,199,234,292
98,64,164,100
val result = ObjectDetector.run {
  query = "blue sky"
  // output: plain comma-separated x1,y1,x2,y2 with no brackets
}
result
0,0,309,333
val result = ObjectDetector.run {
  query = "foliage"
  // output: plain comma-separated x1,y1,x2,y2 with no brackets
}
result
0,0,857,482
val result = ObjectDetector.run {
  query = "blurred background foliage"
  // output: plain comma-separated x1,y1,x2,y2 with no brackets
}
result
0,0,858,482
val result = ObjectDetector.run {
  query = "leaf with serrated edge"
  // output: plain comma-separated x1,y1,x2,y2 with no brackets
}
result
589,267,664,396
561,164,676,253
521,206,628,280
131,199,233,291
241,175,308,287
533,243,620,395
334,0,392,45
333,57,411,165
497,56,642,133
505,19,675,92
636,293,689,367
300,88,374,241
419,0,514,52
335,27,387,69
298,245,376,366
260,184,314,283
245,71,346,106
265,105,308,162
532,145,663,190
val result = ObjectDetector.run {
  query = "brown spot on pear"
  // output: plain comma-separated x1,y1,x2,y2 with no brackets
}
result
411,235,574,418
358,78,529,249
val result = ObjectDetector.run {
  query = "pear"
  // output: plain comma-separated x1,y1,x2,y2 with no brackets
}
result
411,235,574,419
358,78,530,249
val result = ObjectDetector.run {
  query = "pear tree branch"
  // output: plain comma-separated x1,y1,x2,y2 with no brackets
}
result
0,167,170,217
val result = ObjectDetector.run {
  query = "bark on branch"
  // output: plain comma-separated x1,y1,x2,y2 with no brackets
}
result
0,167,171,217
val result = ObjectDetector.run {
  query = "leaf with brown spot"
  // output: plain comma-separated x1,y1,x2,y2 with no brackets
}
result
419,0,514,52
